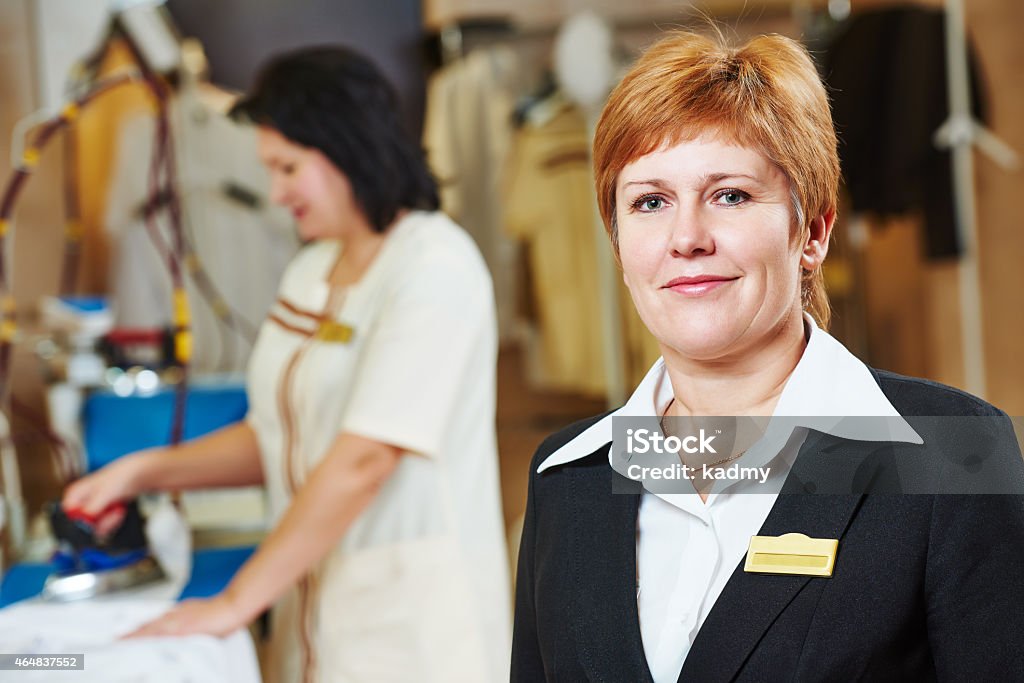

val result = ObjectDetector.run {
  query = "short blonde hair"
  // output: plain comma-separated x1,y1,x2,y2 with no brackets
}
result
593,30,840,328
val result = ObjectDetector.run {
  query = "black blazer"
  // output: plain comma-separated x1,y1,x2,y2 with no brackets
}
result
511,370,1024,682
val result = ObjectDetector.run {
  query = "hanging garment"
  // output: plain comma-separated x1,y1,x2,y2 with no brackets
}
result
105,83,298,374
504,106,660,396
423,46,520,339
822,6,989,260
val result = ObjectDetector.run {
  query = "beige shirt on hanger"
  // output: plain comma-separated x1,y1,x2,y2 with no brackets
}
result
504,106,660,396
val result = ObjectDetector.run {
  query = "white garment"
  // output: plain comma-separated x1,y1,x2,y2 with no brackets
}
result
0,600,260,683
0,501,213,682
537,314,923,682
246,211,510,683
423,47,519,339
106,82,298,374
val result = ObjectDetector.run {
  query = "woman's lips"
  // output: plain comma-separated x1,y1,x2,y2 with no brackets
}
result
292,207,307,220
663,275,737,297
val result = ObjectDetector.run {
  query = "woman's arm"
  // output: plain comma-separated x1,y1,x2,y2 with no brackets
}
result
62,421,264,534
136,421,265,491
925,493,1024,678
127,431,402,637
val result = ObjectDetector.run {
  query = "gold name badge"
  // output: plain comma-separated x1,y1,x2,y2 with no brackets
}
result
744,533,839,577
316,320,354,344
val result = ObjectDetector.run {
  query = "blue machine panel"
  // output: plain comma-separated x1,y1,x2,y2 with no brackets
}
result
82,385,248,471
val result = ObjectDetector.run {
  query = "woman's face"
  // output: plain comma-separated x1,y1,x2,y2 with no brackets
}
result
615,133,827,363
256,126,365,241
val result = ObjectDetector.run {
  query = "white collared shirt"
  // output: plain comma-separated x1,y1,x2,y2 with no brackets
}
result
537,314,922,683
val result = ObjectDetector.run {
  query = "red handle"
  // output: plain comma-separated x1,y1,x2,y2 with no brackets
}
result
65,501,126,525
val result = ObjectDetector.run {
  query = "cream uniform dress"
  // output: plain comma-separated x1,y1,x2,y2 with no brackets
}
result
246,211,511,683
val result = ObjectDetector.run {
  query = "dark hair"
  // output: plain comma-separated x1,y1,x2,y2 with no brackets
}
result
230,46,439,232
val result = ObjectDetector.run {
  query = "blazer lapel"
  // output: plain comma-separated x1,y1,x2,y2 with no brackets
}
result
569,452,655,683
678,432,869,683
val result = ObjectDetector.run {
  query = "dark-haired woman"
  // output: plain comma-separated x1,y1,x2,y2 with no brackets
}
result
63,47,511,683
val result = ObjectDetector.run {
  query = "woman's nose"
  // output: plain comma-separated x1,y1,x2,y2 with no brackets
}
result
268,175,287,206
668,206,715,257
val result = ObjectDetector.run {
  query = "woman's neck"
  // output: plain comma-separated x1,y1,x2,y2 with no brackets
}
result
663,308,808,417
328,210,408,287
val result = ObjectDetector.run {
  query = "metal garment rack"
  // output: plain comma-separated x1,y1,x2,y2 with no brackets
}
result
935,0,1019,398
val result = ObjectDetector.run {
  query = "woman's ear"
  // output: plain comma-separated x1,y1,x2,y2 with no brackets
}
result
801,208,836,271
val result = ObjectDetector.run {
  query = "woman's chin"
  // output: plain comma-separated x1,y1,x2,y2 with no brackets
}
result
295,224,327,242
659,326,749,363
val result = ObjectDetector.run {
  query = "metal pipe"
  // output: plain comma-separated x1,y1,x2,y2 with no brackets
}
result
943,0,987,397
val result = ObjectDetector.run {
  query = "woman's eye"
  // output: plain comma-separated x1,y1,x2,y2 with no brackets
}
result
634,195,665,212
281,163,296,175
715,190,749,206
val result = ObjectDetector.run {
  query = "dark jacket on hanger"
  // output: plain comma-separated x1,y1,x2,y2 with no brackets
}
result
822,7,988,260
511,369,1024,681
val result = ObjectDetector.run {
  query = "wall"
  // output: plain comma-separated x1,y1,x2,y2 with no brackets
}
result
164,0,427,135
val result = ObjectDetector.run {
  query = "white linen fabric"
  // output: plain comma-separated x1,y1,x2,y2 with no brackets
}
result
0,599,259,683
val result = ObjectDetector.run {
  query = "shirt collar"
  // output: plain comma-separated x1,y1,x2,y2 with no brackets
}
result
537,313,922,474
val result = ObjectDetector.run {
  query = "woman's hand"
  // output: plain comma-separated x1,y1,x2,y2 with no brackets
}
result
123,595,248,639
61,451,155,536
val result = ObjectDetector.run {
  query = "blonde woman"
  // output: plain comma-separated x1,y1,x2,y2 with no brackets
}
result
511,31,1024,682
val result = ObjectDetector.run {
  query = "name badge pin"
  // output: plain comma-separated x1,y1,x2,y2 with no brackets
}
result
316,320,355,344
744,532,839,577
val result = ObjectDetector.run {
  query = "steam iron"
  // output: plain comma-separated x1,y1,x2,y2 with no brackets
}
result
42,499,165,601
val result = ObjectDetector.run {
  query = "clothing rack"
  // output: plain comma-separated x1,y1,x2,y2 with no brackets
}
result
424,0,825,38
430,0,816,65
428,3,830,408
430,15,657,407
936,0,1019,398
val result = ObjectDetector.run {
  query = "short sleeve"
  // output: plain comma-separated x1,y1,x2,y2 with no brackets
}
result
339,244,493,458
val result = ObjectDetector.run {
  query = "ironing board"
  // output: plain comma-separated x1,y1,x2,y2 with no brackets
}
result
0,598,261,682
0,545,260,681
